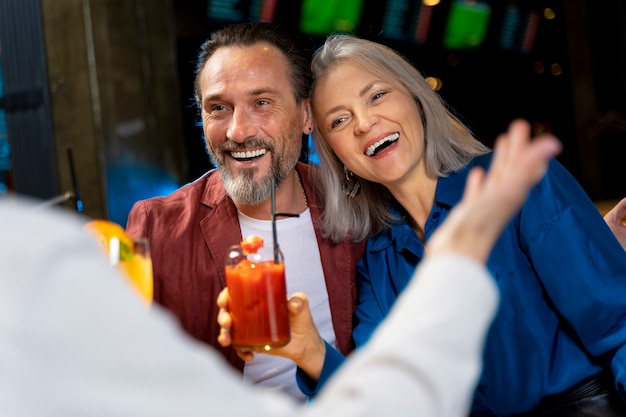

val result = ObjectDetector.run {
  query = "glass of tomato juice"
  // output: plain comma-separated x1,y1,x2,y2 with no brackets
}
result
225,238,290,351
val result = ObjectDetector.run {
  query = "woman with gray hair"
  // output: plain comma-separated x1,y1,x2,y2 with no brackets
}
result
310,35,488,244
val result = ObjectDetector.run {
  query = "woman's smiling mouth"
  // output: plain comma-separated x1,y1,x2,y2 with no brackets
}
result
365,133,399,157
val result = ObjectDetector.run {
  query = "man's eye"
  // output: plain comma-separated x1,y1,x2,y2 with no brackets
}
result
208,104,226,113
256,100,270,106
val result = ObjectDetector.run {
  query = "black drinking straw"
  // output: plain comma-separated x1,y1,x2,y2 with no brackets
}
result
271,176,280,263
271,175,301,264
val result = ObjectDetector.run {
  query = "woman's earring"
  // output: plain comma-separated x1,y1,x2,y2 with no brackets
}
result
342,165,361,199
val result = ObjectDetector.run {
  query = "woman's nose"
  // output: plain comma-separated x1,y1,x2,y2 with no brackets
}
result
354,111,377,135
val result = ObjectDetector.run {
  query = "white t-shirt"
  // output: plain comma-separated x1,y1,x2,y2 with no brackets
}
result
238,209,336,402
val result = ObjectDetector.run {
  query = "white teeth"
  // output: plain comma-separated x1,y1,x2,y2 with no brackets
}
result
365,133,399,156
231,149,267,159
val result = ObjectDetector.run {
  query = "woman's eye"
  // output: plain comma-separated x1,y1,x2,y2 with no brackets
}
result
331,117,346,129
372,91,388,101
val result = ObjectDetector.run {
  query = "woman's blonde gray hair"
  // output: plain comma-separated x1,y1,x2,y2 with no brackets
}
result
310,34,489,243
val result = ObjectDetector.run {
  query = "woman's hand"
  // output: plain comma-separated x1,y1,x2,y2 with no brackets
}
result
217,288,327,380
604,197,626,251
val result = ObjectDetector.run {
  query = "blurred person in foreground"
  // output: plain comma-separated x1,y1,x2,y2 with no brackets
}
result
1,119,560,417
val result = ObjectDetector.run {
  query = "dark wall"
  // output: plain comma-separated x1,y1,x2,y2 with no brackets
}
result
0,0,58,200
2,0,623,211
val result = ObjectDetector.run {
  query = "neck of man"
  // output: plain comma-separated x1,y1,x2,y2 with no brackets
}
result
236,170,308,220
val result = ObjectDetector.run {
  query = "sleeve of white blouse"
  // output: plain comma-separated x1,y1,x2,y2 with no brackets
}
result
0,198,298,417
305,254,499,417
1,198,497,417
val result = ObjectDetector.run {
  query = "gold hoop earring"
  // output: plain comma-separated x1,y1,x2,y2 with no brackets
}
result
342,165,361,199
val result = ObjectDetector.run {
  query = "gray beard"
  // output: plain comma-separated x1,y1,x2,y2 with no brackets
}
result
208,132,300,206
219,162,289,206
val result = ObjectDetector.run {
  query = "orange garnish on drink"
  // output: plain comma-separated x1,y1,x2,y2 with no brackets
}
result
84,219,153,305
240,235,264,254
84,219,134,261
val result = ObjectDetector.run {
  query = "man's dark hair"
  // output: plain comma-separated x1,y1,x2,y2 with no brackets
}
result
194,22,312,111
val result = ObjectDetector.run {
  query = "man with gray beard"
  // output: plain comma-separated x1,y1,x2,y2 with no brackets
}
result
125,22,366,402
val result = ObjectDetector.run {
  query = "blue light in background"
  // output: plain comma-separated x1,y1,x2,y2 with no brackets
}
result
106,163,180,227
307,133,320,165
0,58,10,194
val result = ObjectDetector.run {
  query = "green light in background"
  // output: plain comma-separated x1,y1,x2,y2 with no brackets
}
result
443,0,492,50
300,0,364,36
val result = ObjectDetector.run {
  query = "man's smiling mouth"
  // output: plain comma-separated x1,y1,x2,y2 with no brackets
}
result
365,133,399,157
230,148,267,161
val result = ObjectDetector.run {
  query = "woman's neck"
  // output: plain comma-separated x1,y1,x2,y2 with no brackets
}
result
389,174,438,242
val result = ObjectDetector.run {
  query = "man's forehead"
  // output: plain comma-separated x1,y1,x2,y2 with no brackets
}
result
205,43,287,73
201,44,290,98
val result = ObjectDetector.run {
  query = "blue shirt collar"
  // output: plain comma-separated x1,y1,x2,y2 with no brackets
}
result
368,153,491,253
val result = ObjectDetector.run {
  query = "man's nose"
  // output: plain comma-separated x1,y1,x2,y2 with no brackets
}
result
227,108,258,143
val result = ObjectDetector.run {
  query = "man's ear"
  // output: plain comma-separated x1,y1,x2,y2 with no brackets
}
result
300,98,313,135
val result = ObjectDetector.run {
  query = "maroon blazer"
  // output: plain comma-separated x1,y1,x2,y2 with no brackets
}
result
126,162,366,372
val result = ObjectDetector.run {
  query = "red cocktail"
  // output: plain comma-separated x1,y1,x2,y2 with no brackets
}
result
225,237,290,350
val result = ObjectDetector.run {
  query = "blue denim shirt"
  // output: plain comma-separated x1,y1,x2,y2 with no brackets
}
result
298,153,626,416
